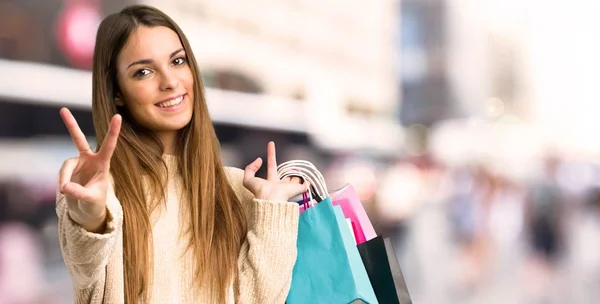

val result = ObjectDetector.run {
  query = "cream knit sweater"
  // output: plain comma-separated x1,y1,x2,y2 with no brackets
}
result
56,156,299,303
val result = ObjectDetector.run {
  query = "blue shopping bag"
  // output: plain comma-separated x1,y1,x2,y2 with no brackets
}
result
287,198,378,304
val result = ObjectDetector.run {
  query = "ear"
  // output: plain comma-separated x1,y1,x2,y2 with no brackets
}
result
115,93,125,106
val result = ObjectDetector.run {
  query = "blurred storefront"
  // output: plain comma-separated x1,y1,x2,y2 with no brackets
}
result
0,0,407,218
3,1,600,303
0,0,406,159
0,2,405,301
0,0,407,246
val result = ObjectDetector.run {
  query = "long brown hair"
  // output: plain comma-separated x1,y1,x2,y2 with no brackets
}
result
91,5,248,303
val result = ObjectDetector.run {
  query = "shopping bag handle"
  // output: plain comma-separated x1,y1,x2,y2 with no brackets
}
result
278,160,328,194
278,170,321,205
278,170,315,207
278,161,328,200
278,163,326,196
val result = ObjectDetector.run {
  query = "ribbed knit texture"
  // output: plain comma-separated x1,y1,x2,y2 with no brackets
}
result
56,155,299,303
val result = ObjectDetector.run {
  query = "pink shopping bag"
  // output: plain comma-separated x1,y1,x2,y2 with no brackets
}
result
330,184,377,245
299,184,377,245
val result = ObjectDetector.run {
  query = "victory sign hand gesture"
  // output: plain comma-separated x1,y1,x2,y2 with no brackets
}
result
58,108,122,232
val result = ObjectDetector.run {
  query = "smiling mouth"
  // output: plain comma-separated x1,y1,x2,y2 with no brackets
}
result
156,95,184,108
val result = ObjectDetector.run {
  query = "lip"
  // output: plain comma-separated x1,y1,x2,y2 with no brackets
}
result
155,93,186,112
155,93,186,105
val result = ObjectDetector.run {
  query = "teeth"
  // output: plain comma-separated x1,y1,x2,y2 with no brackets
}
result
158,96,183,108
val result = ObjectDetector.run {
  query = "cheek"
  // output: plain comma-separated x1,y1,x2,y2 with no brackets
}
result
178,71,194,101
120,83,160,126
124,82,157,108
183,72,194,92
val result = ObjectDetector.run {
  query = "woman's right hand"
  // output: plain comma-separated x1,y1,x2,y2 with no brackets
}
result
58,108,122,233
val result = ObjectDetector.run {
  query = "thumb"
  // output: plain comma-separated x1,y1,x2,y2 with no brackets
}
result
62,182,94,203
243,158,263,192
243,158,262,182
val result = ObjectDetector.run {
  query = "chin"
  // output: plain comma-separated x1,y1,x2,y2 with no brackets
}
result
161,110,193,128
168,118,193,131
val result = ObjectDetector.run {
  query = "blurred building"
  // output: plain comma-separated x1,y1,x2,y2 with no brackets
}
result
150,0,399,115
144,0,405,155
0,0,405,161
425,0,600,167
445,0,526,121
398,0,455,127
522,0,600,158
397,0,528,126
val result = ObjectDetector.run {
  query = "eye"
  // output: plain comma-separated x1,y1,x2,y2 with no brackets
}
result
133,68,151,78
172,56,187,66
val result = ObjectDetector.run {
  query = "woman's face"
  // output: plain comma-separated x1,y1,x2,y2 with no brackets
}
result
115,25,194,140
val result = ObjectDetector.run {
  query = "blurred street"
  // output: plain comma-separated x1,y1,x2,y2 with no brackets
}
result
2,0,600,303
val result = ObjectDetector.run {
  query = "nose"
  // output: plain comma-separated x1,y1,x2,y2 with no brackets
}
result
159,70,179,91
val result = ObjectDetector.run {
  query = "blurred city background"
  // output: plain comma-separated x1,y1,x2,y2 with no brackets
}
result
1,0,599,303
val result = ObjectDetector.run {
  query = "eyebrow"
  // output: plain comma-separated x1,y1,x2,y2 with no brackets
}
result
127,48,185,69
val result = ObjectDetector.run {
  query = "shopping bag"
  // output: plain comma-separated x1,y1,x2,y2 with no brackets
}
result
280,162,375,245
287,198,379,304
384,238,412,304
331,184,377,245
357,236,412,304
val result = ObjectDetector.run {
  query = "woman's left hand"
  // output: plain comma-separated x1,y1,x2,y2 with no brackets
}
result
243,141,308,202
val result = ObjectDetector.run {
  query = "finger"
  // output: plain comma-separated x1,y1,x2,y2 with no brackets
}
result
62,182,94,202
58,158,79,192
243,158,263,193
286,182,310,198
267,141,277,181
243,157,263,182
60,108,91,153
98,114,122,162
283,176,302,184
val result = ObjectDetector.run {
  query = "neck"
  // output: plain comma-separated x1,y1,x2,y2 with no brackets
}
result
156,131,178,155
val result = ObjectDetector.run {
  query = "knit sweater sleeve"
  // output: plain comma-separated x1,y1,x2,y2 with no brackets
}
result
224,167,300,304
55,178,123,300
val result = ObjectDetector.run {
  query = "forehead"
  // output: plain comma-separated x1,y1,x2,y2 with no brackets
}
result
118,26,183,66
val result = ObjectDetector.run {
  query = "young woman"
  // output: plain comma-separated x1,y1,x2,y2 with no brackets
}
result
56,5,306,304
